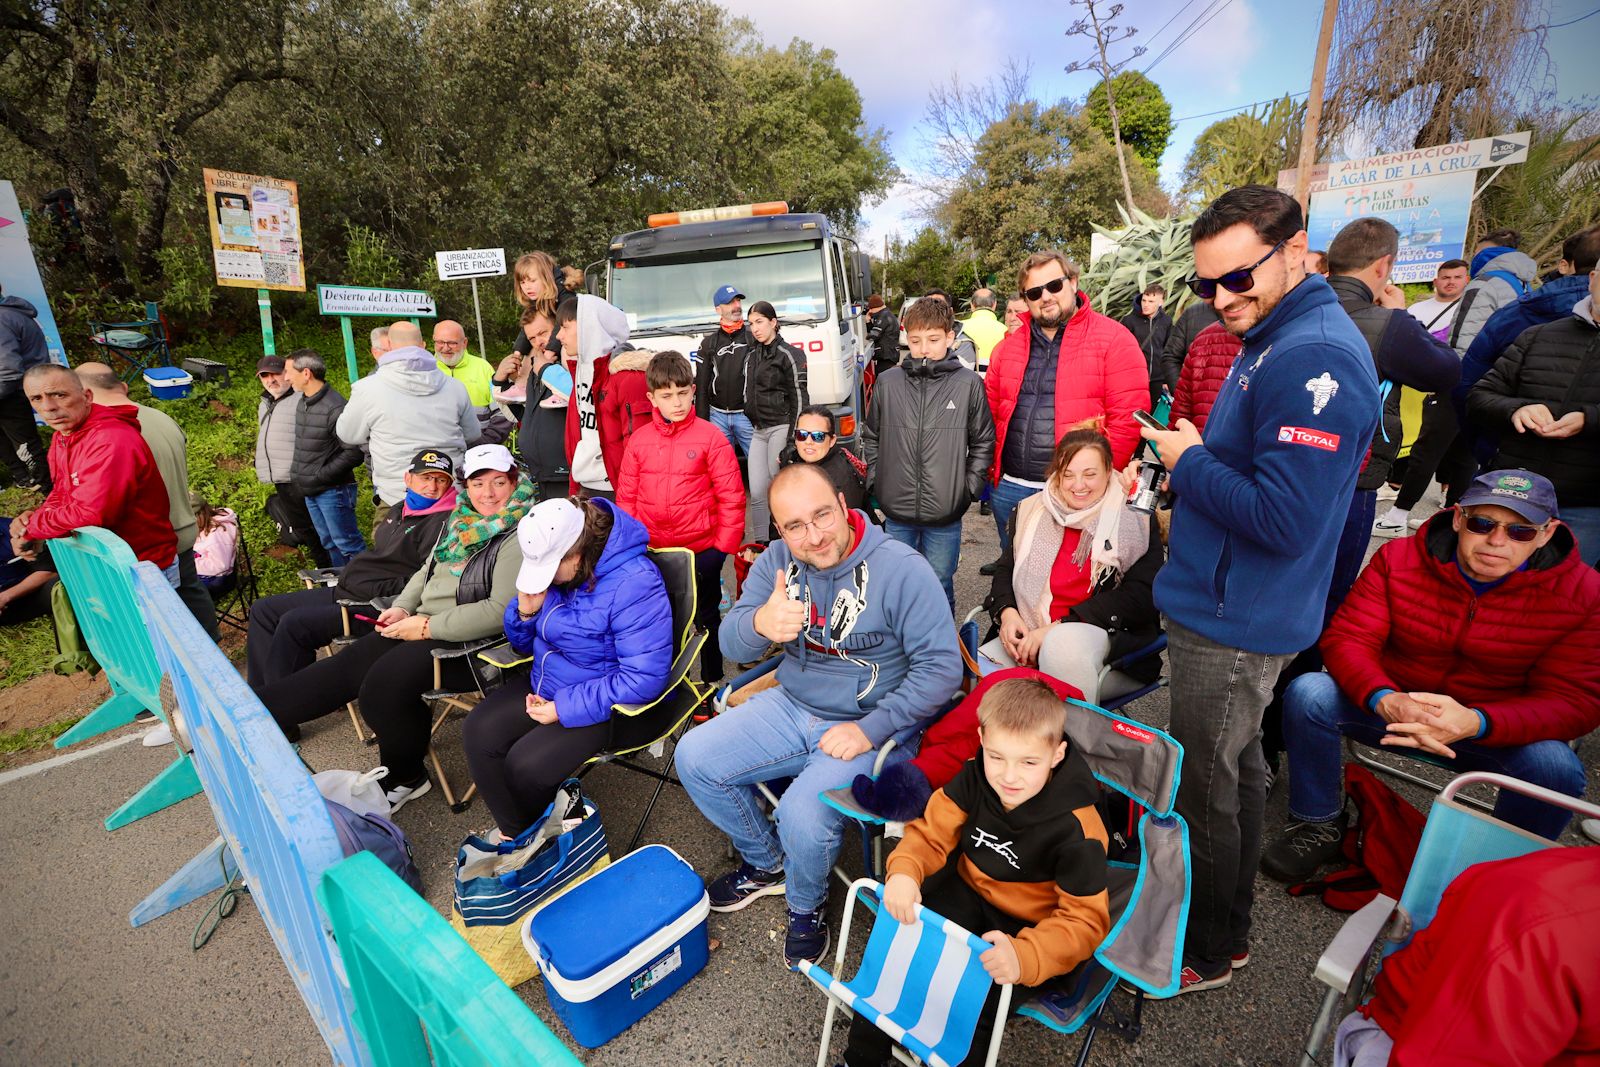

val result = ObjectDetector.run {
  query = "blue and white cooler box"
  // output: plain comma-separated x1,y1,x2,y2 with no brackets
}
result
522,844,709,1047
143,366,193,399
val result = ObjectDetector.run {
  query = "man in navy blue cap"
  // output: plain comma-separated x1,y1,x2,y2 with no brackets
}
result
695,283,754,454
1262,467,1600,879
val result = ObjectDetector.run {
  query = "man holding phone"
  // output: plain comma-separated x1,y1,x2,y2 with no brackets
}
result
1138,186,1377,997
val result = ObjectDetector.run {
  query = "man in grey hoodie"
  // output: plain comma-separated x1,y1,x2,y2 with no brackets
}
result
337,320,479,507
0,288,53,490
677,463,963,969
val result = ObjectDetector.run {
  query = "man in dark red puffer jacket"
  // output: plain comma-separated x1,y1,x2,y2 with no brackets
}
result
1171,321,1240,433
1261,469,1600,883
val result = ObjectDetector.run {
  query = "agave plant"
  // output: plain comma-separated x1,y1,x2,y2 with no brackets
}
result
1080,204,1198,322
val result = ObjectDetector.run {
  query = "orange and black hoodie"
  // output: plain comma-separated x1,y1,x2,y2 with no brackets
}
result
884,748,1111,987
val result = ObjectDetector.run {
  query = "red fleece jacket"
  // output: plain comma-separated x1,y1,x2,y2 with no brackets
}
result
28,404,177,567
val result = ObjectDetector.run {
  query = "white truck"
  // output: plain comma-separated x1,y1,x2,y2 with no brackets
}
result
601,202,872,443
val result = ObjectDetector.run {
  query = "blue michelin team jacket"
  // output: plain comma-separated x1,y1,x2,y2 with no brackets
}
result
1156,274,1379,654
503,498,674,727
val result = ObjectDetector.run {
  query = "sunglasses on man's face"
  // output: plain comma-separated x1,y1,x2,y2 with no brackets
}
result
1463,513,1546,543
795,429,831,443
1186,238,1288,300
1022,277,1068,302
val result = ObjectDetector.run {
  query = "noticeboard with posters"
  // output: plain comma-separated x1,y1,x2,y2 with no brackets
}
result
202,169,306,291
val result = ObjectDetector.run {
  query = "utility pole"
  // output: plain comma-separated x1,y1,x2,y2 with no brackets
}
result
1293,0,1340,214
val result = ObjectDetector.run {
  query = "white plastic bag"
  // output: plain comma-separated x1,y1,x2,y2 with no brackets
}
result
312,766,392,818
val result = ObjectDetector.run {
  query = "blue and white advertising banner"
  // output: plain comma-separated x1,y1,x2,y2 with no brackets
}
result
0,181,68,363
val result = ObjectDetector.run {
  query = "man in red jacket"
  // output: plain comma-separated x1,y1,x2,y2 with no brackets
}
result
10,363,178,580
1334,847,1600,1067
1262,468,1600,883
982,251,1147,566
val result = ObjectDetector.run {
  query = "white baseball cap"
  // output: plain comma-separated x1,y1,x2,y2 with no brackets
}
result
463,443,516,479
516,499,585,594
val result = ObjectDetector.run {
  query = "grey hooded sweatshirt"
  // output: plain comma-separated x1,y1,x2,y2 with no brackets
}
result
337,345,480,503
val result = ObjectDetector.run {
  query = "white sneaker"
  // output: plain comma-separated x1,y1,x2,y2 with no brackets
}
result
1375,484,1399,502
1371,518,1407,538
385,778,432,814
141,722,173,748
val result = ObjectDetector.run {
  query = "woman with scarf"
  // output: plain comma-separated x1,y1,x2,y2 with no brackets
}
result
257,443,536,811
980,427,1163,704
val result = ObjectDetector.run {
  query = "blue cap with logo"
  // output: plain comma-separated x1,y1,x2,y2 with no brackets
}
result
1456,468,1558,524
713,284,746,307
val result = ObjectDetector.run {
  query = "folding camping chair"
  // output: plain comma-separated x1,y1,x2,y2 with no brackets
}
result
1298,771,1600,1067
477,546,712,848
958,607,1168,715
211,534,260,634
817,675,1193,1064
88,301,172,382
800,878,1014,1067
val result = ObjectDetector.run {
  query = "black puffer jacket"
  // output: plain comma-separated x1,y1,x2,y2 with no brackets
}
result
695,324,752,415
866,308,900,372
1159,301,1222,391
336,500,452,601
1120,308,1172,384
984,509,1164,677
744,333,809,430
998,324,1061,483
1468,304,1600,506
290,385,363,494
863,355,995,526
1329,275,1461,490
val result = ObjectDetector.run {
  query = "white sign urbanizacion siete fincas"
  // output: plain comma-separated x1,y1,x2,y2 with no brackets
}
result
435,247,507,281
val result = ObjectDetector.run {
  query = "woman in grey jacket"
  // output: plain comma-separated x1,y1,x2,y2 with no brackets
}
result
256,444,536,811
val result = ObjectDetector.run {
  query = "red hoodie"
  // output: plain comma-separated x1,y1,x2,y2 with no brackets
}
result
615,406,745,554
28,404,177,567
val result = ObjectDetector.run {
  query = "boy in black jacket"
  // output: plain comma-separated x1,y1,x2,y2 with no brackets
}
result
862,297,995,614
844,677,1111,1067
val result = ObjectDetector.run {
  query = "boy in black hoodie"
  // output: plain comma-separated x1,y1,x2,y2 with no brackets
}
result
843,677,1110,1067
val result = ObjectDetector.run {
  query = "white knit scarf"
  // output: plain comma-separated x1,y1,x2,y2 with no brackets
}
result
1010,477,1149,631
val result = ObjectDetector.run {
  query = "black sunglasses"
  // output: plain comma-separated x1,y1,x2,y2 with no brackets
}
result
1463,513,1545,543
795,429,831,443
1186,238,1288,300
1023,277,1068,302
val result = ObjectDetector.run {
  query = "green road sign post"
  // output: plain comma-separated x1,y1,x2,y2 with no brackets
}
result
316,284,439,382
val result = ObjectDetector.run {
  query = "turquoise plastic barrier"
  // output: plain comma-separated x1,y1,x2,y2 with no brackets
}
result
46,527,200,828
126,561,369,1064
319,852,581,1067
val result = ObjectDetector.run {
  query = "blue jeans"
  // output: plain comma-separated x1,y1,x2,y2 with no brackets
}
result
1559,506,1600,567
304,483,367,567
709,408,754,456
675,687,915,913
989,476,1039,545
883,518,962,615
1283,671,1586,840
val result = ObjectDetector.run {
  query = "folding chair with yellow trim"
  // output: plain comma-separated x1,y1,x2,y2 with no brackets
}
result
477,546,712,849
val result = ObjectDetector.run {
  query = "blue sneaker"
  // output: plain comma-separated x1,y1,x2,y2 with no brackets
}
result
707,862,785,913
784,905,831,969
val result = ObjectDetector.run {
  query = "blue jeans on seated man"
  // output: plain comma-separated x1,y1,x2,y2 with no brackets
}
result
883,518,961,615
1283,671,1586,840
675,686,917,913
709,407,754,456
304,483,368,568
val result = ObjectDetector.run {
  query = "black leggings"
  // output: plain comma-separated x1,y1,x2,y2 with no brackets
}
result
843,861,1037,1067
255,631,476,788
463,681,611,837
1396,395,1476,511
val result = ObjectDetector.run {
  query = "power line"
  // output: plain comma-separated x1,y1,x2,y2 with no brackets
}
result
1139,0,1203,50
1171,90,1311,125
1144,0,1236,75
1545,4,1600,28
1140,0,1227,72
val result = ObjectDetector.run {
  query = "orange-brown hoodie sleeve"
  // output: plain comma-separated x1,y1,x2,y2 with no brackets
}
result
1008,803,1111,987
883,788,968,885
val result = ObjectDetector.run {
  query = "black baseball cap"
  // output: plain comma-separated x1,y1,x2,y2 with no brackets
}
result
256,355,286,375
1457,469,1558,524
409,448,455,477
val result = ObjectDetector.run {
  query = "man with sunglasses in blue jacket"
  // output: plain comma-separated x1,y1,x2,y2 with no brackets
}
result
1139,185,1378,997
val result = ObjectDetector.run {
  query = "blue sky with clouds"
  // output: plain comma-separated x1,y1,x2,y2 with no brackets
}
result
716,0,1600,248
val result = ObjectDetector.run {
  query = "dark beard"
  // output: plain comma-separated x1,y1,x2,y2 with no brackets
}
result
1035,308,1066,330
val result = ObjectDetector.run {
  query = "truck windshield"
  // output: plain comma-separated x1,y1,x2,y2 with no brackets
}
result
611,243,829,335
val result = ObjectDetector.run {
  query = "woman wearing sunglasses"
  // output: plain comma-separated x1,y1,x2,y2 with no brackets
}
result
775,405,868,522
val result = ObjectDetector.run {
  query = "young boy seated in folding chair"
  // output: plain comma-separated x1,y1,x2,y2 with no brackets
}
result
1262,469,1600,884
842,677,1111,1067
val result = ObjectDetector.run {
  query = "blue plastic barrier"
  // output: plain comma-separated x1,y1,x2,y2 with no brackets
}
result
126,561,368,1065
46,527,200,828
319,853,581,1067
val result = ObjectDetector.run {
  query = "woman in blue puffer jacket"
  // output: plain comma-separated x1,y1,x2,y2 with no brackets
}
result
463,496,674,837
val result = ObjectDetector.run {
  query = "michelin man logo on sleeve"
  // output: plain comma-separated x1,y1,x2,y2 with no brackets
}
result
1305,372,1339,415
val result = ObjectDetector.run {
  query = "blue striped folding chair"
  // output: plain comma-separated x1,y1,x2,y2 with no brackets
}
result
1298,772,1600,1066
798,877,1013,1067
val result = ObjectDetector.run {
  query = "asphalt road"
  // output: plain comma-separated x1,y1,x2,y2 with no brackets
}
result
3,493,1594,1066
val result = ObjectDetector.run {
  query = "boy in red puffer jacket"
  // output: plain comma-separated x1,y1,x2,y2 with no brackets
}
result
617,350,746,683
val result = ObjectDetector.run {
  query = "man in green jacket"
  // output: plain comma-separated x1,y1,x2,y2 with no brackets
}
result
962,288,1007,375
433,319,495,413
